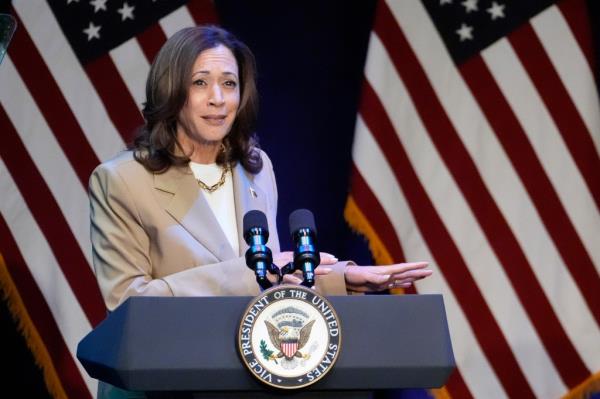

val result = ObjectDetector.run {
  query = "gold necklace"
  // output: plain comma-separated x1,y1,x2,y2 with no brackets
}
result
197,166,229,193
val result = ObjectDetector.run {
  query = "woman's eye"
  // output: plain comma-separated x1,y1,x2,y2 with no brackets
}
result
193,79,206,86
224,80,237,88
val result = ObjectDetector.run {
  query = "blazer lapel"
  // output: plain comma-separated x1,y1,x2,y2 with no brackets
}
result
154,165,235,261
232,163,268,256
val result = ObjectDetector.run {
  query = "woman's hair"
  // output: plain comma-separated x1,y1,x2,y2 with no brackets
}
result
130,25,262,174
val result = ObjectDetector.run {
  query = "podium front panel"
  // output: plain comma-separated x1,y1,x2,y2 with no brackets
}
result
77,295,454,391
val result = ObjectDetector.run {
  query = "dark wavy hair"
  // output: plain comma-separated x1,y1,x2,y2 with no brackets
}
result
130,25,262,174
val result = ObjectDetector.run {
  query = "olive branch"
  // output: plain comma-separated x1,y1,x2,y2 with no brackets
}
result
259,339,278,364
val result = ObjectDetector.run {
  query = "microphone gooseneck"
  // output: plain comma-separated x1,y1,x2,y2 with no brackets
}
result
243,210,274,290
288,209,321,288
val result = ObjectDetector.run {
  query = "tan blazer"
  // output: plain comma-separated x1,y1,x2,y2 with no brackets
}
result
89,150,347,311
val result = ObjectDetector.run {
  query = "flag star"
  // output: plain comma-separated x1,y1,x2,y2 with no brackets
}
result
487,2,506,20
83,21,101,41
90,0,107,12
117,2,135,21
461,0,478,13
456,23,474,41
440,0,453,5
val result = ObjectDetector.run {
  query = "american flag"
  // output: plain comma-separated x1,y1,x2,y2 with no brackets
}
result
0,1,218,397
345,0,600,398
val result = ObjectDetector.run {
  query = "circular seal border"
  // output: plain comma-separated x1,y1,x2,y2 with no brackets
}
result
237,285,342,389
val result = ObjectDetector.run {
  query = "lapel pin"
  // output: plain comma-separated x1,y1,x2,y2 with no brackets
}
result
249,187,258,198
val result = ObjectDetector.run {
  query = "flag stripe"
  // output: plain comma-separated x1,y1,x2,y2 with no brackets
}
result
443,371,473,399
186,0,220,25
557,0,596,71
160,5,197,38
84,56,143,144
459,54,591,386
510,24,600,213
0,107,104,326
352,116,498,399
110,39,150,112
137,24,168,63
0,217,93,399
8,11,100,188
11,1,124,162
359,78,535,398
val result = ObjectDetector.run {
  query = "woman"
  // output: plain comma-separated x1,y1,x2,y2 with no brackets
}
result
89,23,431,339
90,23,432,399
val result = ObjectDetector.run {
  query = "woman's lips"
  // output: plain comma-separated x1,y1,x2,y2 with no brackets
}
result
202,115,226,126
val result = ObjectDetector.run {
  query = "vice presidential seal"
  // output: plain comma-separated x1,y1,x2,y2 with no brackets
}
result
237,285,342,389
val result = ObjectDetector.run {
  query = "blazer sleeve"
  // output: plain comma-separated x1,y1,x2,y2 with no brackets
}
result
89,162,259,311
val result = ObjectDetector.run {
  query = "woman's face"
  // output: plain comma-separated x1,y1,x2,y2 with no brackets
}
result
177,44,240,146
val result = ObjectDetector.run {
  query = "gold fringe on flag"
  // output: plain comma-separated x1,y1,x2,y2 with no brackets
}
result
431,387,453,399
344,195,452,399
563,371,600,399
0,252,68,399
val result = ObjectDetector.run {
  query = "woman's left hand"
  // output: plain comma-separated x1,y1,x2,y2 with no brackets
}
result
344,262,432,292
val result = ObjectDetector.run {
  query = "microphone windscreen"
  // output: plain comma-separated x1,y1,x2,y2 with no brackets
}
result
0,14,17,66
289,209,317,235
243,210,269,234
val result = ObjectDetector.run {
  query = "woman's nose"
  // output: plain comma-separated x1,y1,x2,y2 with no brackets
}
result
208,85,225,106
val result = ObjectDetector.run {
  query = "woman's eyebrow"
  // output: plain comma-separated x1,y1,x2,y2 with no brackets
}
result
192,70,238,77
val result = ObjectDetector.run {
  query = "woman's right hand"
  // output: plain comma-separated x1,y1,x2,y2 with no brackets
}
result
271,251,337,285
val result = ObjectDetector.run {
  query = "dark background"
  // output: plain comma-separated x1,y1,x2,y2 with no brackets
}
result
217,1,377,264
0,1,377,397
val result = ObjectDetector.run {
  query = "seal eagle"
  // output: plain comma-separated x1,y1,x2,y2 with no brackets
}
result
265,319,315,360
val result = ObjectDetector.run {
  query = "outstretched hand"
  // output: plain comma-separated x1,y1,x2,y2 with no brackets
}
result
344,262,432,292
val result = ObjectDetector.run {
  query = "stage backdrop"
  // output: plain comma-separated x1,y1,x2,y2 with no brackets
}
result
0,1,599,399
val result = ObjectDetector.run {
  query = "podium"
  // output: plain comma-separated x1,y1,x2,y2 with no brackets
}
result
77,295,455,398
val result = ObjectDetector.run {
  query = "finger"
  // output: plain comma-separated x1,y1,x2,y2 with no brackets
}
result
319,252,339,265
367,273,391,285
387,281,413,289
372,262,429,275
388,269,433,280
314,267,332,275
282,274,303,285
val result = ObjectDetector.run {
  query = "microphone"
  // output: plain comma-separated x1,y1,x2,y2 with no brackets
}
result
289,209,321,288
0,14,17,66
243,210,274,290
